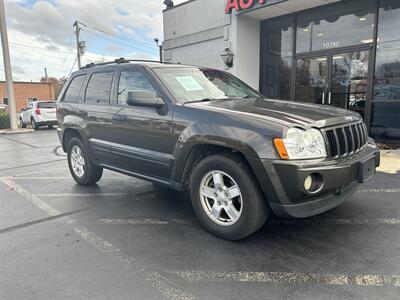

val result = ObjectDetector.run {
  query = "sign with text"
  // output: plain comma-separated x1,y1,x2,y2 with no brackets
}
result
225,0,281,14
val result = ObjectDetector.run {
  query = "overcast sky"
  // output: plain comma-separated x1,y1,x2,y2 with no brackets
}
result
1,0,186,82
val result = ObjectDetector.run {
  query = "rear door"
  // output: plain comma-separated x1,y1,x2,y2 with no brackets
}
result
77,71,114,164
109,67,175,180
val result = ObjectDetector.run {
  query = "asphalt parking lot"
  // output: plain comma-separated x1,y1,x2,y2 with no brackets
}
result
0,129,399,300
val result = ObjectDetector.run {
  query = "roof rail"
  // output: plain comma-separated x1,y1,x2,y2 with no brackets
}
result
80,58,168,69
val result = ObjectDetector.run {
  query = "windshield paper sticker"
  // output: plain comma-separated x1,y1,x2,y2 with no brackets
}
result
175,76,204,91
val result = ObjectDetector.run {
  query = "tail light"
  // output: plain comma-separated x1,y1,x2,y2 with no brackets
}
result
35,108,41,115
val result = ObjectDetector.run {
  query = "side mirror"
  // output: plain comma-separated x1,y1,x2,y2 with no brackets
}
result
126,91,164,108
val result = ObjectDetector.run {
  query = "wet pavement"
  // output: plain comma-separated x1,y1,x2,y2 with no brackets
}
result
0,129,399,300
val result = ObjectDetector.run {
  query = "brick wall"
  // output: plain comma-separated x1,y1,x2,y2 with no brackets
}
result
0,82,55,112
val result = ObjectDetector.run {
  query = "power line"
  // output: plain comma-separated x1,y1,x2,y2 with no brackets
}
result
9,41,75,55
77,20,156,49
82,28,157,54
67,56,78,78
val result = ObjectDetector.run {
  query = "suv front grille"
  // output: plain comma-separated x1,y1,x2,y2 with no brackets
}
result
324,122,368,158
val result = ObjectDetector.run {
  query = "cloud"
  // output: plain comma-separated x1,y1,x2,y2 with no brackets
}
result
2,0,191,81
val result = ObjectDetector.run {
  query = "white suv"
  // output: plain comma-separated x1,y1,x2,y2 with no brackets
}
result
19,101,57,130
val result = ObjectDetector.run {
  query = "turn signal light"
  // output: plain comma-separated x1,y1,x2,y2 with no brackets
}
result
274,138,289,160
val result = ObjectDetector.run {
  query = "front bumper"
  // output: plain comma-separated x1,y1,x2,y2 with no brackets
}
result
251,142,380,218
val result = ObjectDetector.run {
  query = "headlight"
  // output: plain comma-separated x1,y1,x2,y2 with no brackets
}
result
274,128,327,160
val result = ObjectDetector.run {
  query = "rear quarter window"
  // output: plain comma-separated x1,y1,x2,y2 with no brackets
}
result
63,75,86,103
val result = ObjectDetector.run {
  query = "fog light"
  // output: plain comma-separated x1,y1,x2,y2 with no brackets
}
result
304,175,313,191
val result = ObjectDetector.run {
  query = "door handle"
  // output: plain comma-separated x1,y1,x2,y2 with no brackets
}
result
328,92,332,105
322,92,325,104
112,114,126,121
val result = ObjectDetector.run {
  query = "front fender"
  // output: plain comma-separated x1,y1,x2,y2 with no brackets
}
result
170,123,278,184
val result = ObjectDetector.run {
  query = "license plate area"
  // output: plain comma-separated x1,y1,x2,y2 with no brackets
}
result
358,156,376,183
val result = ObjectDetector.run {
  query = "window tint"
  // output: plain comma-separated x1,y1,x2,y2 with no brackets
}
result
261,16,293,100
117,71,155,105
85,72,114,104
37,102,56,108
373,0,400,101
63,75,85,103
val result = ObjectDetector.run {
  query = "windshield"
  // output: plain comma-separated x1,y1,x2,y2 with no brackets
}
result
153,67,261,103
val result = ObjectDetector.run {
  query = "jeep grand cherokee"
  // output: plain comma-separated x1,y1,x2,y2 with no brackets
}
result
57,59,380,240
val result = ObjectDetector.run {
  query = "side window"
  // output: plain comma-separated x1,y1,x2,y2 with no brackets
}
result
117,71,156,105
63,75,86,103
28,103,33,109
85,72,114,105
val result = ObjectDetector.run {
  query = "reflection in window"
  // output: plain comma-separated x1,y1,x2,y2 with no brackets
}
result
371,0,400,142
85,72,113,105
261,17,293,100
118,71,155,105
296,0,375,53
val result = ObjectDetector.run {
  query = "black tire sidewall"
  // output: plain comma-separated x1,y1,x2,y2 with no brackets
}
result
190,154,268,240
67,137,101,185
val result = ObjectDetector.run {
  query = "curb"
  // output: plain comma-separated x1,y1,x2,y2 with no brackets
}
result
0,128,34,135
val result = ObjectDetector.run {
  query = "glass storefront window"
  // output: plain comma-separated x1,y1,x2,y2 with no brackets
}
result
371,0,400,142
261,17,293,100
296,0,375,53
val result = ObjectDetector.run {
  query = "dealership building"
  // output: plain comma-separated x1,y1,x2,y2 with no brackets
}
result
162,0,400,143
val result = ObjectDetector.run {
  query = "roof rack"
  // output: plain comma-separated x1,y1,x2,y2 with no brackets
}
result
80,58,170,69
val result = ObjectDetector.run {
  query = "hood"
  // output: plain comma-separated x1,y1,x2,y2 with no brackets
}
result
186,98,361,128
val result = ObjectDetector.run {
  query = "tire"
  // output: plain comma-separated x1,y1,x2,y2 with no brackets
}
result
67,137,103,186
190,153,269,240
19,118,26,128
31,118,39,130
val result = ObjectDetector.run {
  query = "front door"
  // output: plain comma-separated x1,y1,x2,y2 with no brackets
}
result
109,68,175,181
295,48,371,119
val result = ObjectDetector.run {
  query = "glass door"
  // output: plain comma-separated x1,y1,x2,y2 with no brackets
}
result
295,56,328,104
329,49,370,118
295,48,371,119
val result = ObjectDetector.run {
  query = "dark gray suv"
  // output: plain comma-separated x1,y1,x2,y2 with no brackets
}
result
57,59,380,240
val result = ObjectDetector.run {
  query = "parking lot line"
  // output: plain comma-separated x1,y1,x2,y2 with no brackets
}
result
0,177,197,300
360,188,400,193
97,217,400,226
37,193,133,198
168,270,400,288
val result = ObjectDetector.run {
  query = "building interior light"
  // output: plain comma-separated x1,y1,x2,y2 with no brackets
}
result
317,33,324,37
359,17,367,21
360,39,374,44
333,56,344,60
303,28,309,32
317,58,327,61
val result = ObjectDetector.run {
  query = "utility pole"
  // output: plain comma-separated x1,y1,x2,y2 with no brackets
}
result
0,0,17,130
73,21,82,69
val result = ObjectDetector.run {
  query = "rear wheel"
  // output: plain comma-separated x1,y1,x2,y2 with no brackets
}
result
31,118,39,130
67,137,103,186
19,118,26,128
190,153,269,240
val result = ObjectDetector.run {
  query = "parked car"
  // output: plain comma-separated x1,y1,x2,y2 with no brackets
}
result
19,101,57,129
57,59,380,240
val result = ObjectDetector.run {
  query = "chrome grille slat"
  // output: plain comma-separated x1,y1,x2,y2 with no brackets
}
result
324,121,368,159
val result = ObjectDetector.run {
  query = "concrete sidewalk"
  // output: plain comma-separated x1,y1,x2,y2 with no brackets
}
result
378,150,400,174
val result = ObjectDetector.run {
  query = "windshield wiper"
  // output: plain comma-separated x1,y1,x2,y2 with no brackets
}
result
183,98,215,104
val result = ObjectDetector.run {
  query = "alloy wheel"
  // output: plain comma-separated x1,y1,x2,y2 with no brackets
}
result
199,170,243,226
70,145,86,177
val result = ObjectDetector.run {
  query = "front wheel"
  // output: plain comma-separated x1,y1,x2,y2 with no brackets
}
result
19,118,26,128
67,137,103,186
190,153,269,240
